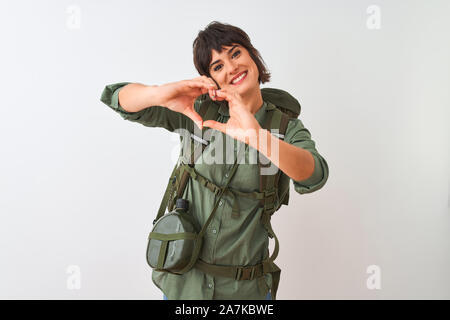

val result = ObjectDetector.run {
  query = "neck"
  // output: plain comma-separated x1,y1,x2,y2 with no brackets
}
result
240,85,263,115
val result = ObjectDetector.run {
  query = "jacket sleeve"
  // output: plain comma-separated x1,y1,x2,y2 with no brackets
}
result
100,82,195,133
284,118,329,194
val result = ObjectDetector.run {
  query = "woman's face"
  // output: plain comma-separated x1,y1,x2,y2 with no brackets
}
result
208,43,259,94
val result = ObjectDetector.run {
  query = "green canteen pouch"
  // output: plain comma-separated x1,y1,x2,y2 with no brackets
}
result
146,199,199,274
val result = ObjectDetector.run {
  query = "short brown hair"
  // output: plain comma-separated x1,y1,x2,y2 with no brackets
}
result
193,21,271,86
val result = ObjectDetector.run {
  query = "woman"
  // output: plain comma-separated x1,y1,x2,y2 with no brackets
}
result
100,21,329,300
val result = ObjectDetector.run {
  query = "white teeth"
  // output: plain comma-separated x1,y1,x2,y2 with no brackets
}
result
232,72,247,84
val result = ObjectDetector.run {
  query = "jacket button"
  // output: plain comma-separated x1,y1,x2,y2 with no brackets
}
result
208,283,213,289
212,229,217,234
225,173,229,178
219,200,223,206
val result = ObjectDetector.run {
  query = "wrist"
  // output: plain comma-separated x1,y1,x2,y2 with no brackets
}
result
250,128,270,151
146,84,165,107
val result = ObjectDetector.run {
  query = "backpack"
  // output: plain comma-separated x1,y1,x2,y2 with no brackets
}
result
152,88,301,299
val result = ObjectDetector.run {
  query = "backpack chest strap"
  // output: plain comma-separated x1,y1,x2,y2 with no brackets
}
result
181,164,280,219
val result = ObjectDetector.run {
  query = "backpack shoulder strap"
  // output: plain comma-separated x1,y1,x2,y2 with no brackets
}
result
261,87,301,119
257,104,290,300
259,104,290,212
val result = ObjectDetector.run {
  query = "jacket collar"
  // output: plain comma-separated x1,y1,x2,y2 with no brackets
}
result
217,100,274,124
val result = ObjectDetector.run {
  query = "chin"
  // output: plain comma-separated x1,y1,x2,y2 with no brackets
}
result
238,80,258,95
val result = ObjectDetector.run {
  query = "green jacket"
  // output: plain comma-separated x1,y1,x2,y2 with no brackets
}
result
100,82,329,300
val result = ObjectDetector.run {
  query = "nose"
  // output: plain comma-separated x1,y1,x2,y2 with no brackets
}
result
227,60,239,78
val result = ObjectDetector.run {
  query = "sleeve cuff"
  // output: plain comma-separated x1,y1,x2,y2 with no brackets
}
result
100,82,148,120
100,82,130,111
293,152,329,194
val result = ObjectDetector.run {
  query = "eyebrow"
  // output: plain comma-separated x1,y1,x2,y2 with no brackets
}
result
209,45,239,70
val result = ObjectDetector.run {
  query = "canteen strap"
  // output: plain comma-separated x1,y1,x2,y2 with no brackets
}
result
149,232,198,269
177,158,240,274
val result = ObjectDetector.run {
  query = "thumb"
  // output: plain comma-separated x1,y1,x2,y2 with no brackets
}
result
203,120,226,133
184,108,203,130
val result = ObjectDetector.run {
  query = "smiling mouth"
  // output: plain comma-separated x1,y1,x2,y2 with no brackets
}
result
230,71,248,85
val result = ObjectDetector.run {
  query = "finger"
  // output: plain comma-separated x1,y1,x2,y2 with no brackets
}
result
200,75,218,89
203,120,226,133
208,88,224,101
187,80,214,97
219,89,243,106
209,88,216,101
188,80,214,90
193,76,216,91
214,89,233,103
184,108,203,130
185,80,214,93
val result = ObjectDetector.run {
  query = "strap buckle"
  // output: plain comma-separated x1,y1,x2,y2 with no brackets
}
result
235,266,256,281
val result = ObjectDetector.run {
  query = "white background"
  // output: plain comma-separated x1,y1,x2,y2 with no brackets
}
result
0,0,449,299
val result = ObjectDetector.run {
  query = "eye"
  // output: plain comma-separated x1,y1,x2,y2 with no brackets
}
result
213,50,241,72
232,50,241,58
